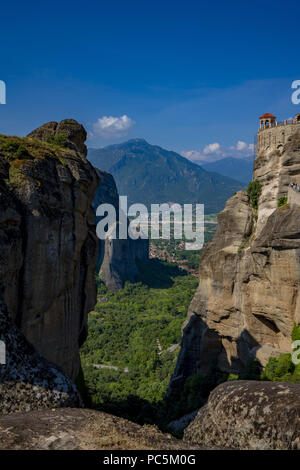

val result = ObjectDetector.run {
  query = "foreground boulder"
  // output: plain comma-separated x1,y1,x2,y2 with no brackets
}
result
0,408,206,450
184,381,300,450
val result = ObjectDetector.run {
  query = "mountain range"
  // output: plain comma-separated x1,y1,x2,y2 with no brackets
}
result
201,157,253,184
88,139,245,214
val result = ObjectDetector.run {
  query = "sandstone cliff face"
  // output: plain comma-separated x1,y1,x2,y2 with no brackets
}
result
254,128,300,234
0,120,99,398
93,169,149,291
171,131,300,387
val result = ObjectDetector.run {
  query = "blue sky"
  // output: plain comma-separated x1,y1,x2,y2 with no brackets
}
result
1,0,300,162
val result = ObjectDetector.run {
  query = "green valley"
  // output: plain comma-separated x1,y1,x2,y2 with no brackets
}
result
80,260,198,425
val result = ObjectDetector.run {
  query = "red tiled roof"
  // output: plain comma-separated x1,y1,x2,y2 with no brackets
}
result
259,113,276,119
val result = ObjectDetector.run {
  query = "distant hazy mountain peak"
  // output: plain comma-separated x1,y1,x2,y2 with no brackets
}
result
201,156,253,184
126,138,148,145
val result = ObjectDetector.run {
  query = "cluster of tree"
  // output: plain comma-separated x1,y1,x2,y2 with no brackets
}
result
80,233,300,431
80,260,198,426
261,324,300,383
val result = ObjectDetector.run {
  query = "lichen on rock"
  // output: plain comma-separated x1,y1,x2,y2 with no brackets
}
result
184,380,300,450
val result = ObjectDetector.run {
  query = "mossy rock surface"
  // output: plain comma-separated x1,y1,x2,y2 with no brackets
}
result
0,134,72,162
0,134,78,191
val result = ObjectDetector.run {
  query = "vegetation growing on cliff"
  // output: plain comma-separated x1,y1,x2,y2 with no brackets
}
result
46,132,67,148
277,196,288,207
260,324,300,384
261,354,300,383
0,134,74,191
247,180,261,209
292,323,300,341
0,134,70,164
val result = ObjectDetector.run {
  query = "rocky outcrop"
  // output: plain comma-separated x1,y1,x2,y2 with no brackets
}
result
171,131,300,388
167,410,198,435
0,408,207,450
28,119,88,157
93,169,149,291
184,381,300,450
0,300,81,414
0,119,99,411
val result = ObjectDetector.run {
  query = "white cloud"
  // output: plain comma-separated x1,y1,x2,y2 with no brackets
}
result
236,141,255,154
203,142,221,155
236,140,247,151
181,150,203,162
181,139,255,164
92,115,135,138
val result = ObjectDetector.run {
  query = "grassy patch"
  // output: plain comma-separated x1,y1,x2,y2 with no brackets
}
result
0,134,72,190
278,196,288,208
46,132,67,148
8,165,26,186
0,134,70,163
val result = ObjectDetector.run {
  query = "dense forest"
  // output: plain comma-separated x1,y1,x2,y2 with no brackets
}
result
80,260,199,426
79,223,300,431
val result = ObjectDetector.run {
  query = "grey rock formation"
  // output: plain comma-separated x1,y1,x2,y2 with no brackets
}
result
184,380,300,450
0,407,207,450
0,300,81,414
167,410,198,435
0,119,99,408
93,169,149,291
28,119,88,157
171,131,300,388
